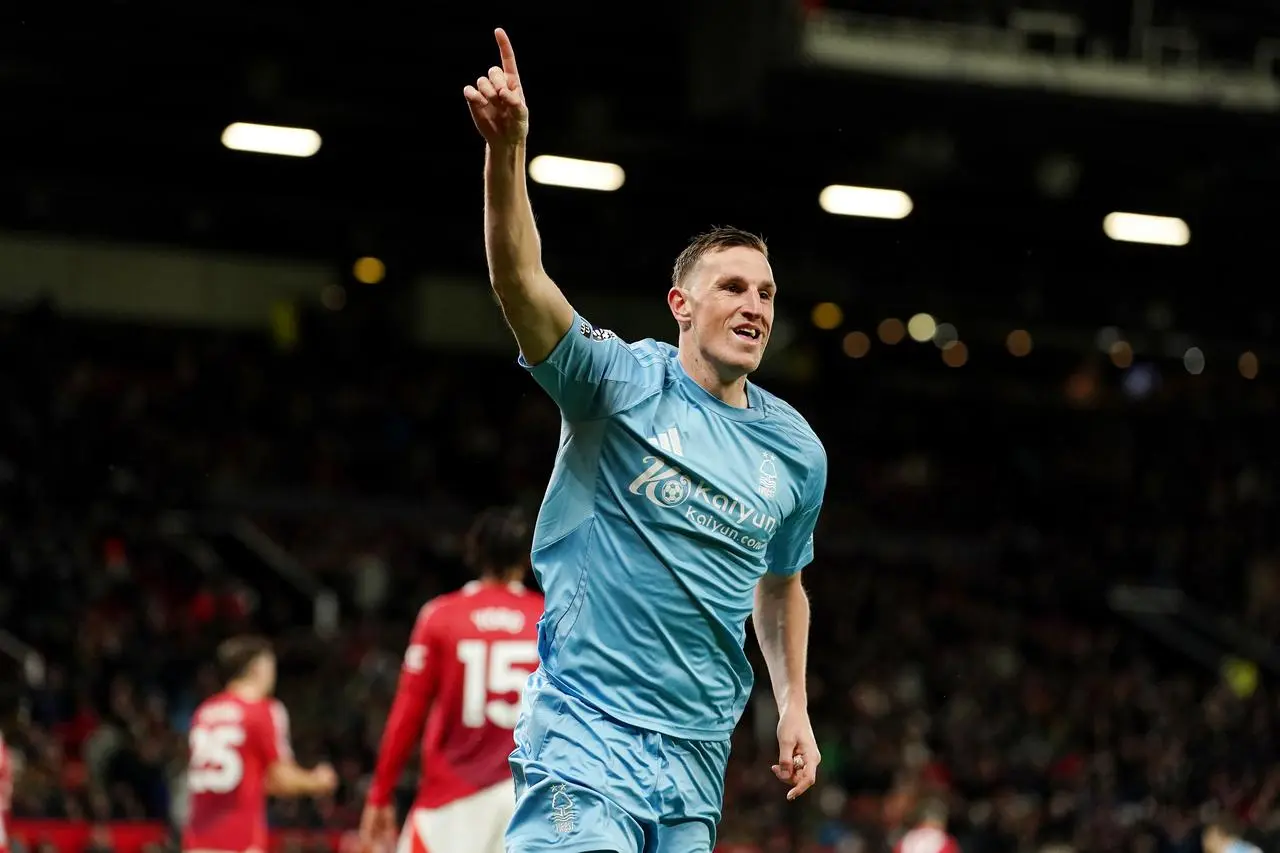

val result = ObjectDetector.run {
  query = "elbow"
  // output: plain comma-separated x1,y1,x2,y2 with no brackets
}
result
759,571,802,598
489,266,545,300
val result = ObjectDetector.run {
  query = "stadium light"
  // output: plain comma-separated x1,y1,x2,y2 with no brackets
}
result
811,302,843,330
1240,351,1259,380
907,313,936,342
1103,211,1189,247
528,155,625,191
818,185,913,220
221,122,322,158
353,256,385,285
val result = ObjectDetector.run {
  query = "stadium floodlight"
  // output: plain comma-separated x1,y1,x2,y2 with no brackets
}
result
221,122,322,158
818,185,913,220
907,313,937,343
1103,211,1189,247
528,155,625,191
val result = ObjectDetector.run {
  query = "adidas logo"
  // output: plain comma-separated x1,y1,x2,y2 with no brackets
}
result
649,427,684,457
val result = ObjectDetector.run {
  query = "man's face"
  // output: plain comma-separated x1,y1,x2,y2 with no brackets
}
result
671,246,776,379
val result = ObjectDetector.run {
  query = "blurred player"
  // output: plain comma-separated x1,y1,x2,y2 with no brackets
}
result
182,636,337,853
464,28,827,853
360,506,543,853
1203,816,1263,853
894,800,961,853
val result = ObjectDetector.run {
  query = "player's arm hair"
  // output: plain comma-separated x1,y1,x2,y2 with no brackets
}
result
484,142,574,366
265,760,329,797
753,571,811,712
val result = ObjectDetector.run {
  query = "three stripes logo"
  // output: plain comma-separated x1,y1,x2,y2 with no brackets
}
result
649,426,684,457
629,427,692,508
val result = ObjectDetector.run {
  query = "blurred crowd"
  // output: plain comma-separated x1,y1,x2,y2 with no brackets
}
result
1,305,1278,853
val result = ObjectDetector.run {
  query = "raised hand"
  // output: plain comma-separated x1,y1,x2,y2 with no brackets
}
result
464,28,529,148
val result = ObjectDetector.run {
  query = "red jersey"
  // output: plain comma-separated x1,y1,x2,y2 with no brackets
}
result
182,693,293,852
0,733,11,853
895,826,961,853
368,581,544,810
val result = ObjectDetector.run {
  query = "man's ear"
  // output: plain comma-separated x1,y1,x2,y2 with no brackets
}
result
668,286,693,331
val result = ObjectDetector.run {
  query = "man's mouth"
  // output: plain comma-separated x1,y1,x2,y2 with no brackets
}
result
733,325,762,341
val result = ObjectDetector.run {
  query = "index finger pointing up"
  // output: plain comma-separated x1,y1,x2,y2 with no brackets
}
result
494,28,520,87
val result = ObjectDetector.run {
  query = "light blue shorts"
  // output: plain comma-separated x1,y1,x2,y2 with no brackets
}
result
505,669,731,853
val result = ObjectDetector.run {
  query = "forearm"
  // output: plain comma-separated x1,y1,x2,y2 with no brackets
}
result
483,143,572,363
265,761,325,797
484,143,545,286
753,575,811,713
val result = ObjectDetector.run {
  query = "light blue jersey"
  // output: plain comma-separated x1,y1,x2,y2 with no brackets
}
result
521,312,827,741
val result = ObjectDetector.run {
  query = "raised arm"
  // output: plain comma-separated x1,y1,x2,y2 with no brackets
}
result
464,28,573,365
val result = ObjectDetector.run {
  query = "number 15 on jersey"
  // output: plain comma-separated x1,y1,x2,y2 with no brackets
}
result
456,639,537,729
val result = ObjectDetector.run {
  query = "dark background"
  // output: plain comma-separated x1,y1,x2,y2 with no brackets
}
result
1,2,1279,852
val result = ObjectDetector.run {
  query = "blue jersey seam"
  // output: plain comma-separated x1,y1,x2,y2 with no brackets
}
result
766,460,818,576
576,383,663,424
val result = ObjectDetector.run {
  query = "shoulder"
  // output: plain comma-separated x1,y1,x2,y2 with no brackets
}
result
406,596,454,647
628,336,677,362
517,587,546,616
267,699,289,726
613,331,676,377
194,693,241,721
414,592,460,632
424,585,474,615
499,581,544,604
578,315,675,369
243,698,287,733
756,385,826,466
414,584,505,634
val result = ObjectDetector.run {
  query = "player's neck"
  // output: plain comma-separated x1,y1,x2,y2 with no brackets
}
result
227,679,266,702
677,347,749,408
479,572,523,587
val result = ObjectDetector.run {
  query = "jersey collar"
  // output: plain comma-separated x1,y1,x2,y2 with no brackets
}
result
674,358,768,424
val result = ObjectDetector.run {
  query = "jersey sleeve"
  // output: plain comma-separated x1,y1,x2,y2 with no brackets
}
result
765,443,827,578
519,312,663,421
366,601,445,807
261,700,294,766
